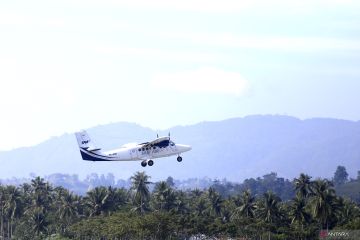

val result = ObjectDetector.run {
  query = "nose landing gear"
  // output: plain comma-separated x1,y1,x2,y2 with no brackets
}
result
177,156,182,162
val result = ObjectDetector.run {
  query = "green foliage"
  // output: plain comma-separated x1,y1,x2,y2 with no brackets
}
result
231,189,256,219
334,165,349,185
340,217,360,230
213,172,295,200
68,212,178,239
294,173,312,199
151,181,176,211
0,170,359,239
130,171,151,214
336,180,360,203
309,179,342,229
256,191,283,225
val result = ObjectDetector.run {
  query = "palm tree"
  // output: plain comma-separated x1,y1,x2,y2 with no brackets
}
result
294,174,312,199
338,199,360,226
289,195,311,237
31,177,46,193
85,186,109,216
194,197,208,217
256,191,283,239
256,191,282,224
232,189,256,220
152,181,176,211
309,179,339,230
28,207,48,237
4,186,23,238
56,189,80,232
221,199,234,223
173,190,189,215
104,186,129,213
20,183,32,208
207,187,223,217
0,186,5,240
30,177,53,212
130,172,151,214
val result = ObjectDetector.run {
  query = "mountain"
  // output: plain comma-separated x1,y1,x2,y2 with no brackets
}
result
0,115,359,182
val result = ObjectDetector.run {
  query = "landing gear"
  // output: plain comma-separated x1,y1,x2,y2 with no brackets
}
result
141,160,154,167
177,156,182,162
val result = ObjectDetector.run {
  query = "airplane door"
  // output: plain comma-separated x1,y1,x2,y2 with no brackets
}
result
130,149,138,160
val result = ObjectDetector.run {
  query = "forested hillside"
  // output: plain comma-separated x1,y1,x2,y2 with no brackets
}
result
1,116,360,181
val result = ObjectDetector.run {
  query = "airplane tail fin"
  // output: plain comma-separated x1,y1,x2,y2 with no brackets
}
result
75,130,101,152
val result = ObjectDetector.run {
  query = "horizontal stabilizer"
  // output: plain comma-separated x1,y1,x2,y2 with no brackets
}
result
87,148,102,152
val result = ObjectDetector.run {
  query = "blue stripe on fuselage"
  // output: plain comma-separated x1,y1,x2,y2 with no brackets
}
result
80,150,112,161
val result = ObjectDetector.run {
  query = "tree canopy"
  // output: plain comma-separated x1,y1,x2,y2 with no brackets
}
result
334,166,349,185
0,169,359,239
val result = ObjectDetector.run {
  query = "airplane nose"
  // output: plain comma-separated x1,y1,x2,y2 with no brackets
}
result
177,144,192,152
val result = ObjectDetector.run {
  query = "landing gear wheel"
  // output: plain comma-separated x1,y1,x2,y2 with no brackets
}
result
141,160,147,167
177,156,182,162
148,160,154,166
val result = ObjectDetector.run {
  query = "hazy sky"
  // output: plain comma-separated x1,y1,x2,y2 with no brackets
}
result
1,0,360,150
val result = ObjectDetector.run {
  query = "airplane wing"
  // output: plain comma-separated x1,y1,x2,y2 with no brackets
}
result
149,136,170,144
141,136,170,148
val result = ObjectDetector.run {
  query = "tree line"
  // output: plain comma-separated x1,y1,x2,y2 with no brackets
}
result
0,170,359,239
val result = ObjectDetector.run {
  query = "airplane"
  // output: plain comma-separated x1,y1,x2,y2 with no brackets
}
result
75,130,192,167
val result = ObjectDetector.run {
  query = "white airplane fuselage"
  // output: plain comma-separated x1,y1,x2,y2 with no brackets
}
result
80,142,191,162
75,131,191,166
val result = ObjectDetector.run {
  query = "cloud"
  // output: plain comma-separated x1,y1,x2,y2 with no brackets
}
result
92,46,220,63
158,32,360,52
65,0,360,14
151,68,248,96
56,0,254,13
0,12,66,28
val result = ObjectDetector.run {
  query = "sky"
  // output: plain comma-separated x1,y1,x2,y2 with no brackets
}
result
0,0,360,150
